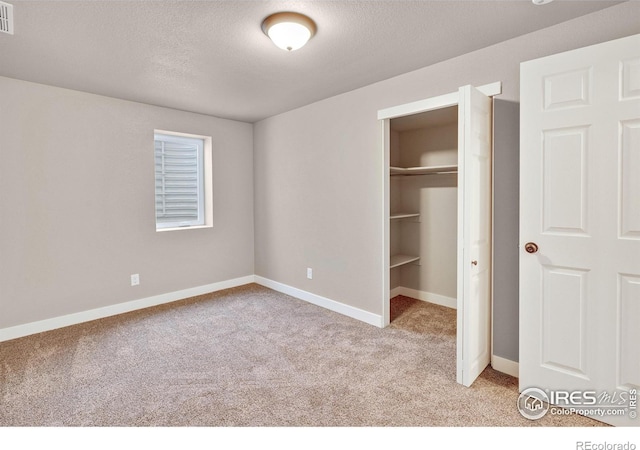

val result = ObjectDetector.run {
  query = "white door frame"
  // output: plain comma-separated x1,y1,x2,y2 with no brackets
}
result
377,81,501,384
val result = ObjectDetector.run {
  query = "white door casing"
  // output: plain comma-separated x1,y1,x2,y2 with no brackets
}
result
458,85,493,387
520,34,640,426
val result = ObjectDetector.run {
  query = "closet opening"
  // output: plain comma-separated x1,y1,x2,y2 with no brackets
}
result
379,82,500,386
389,106,460,376
389,105,459,314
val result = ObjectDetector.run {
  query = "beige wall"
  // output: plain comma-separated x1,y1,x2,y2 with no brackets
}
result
0,77,254,329
253,3,640,362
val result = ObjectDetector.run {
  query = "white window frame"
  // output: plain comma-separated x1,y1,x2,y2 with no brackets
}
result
154,130,213,232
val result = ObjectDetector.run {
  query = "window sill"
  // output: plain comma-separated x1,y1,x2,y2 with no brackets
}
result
156,224,212,233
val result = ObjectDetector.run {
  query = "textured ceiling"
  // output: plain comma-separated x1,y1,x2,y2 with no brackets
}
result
0,0,623,122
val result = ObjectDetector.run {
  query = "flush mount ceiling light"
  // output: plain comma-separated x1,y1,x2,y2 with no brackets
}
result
532,0,554,4
262,12,317,52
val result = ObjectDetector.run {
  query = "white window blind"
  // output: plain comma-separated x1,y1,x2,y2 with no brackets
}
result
154,133,205,229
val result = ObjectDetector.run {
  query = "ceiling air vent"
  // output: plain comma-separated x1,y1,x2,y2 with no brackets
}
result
0,1,14,35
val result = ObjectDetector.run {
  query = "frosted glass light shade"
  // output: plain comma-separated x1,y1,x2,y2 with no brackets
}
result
262,12,317,52
268,22,311,51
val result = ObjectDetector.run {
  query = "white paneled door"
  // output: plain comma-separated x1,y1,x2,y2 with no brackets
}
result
520,34,640,426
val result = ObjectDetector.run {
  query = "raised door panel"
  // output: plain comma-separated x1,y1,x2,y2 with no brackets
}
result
620,58,640,100
618,274,640,390
541,266,589,379
543,68,592,110
542,127,589,236
619,120,640,239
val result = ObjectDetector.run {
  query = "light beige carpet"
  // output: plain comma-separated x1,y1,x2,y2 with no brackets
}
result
0,284,604,427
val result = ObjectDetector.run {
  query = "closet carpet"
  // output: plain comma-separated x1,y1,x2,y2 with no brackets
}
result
0,284,604,427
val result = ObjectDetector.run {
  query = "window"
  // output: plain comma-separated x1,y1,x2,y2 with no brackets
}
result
154,130,212,231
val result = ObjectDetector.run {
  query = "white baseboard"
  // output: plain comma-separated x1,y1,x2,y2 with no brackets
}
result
2,274,388,342
0,275,255,343
390,286,457,310
255,276,383,328
491,354,519,378
390,286,403,299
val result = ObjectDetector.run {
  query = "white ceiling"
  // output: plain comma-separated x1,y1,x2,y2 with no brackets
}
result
0,0,623,123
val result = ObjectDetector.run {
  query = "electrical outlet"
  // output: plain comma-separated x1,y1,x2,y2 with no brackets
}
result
130,274,140,286
307,268,313,280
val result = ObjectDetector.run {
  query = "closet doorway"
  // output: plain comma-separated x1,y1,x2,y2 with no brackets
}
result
379,82,501,387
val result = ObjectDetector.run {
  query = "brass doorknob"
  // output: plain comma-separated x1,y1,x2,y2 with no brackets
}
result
525,242,539,254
